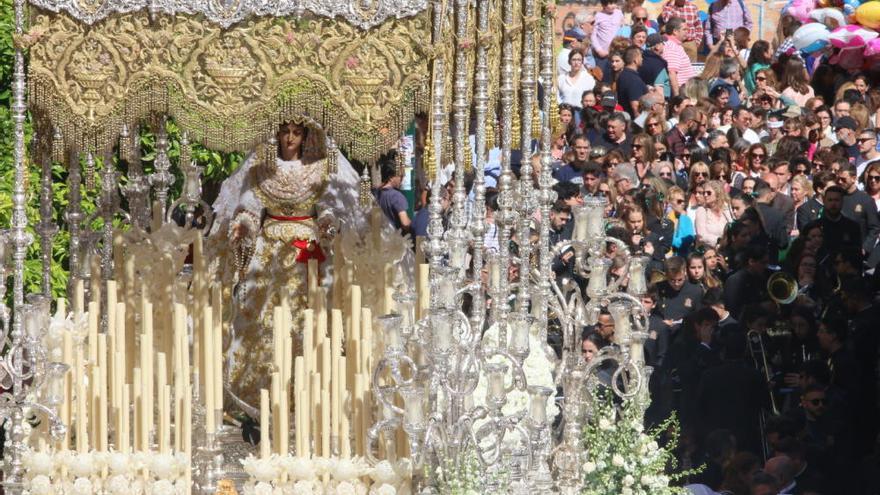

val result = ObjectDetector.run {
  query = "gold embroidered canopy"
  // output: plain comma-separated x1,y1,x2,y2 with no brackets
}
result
22,7,434,163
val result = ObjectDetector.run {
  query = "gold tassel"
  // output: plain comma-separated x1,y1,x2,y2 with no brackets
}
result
485,117,496,151
85,151,95,190
52,127,64,164
328,142,338,175
549,90,561,136
179,132,191,169
119,124,132,163
359,165,372,207
511,106,522,150
462,140,473,172
423,136,436,181
531,104,542,140
396,147,406,177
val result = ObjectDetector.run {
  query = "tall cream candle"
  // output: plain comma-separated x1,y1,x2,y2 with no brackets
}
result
121,384,130,452
307,259,318,308
87,301,99,364
349,286,362,385
337,358,347,455
116,302,127,387
211,287,223,413
353,374,364,456
183,384,192,455
331,310,342,445
133,368,142,451
73,279,84,317
294,357,305,456
156,353,167,453
260,389,271,459
361,308,373,376
91,364,100,450
311,373,320,456
203,307,215,434
321,389,331,457
160,385,171,454
75,349,87,453
61,332,73,449
384,287,395,315
97,335,108,451
107,279,117,336
271,372,280,454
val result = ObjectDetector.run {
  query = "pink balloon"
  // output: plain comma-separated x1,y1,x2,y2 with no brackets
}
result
828,24,878,48
865,37,880,57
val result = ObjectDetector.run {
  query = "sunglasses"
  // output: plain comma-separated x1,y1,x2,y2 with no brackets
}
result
857,137,876,144
634,16,648,21
868,175,880,182
693,171,708,177
750,153,765,159
681,154,692,159
699,190,713,196
672,198,685,204
660,172,673,178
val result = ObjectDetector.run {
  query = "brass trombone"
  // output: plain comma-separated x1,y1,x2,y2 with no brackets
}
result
768,271,798,305
747,327,780,462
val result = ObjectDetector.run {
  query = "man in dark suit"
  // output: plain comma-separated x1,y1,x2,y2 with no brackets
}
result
805,185,862,261
696,330,767,455
723,244,770,319
838,164,879,253
796,170,836,232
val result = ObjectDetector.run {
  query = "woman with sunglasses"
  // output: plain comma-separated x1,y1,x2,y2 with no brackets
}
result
694,180,733,247
685,161,711,218
644,109,668,137
790,175,813,236
665,185,696,256
744,40,771,94
732,143,768,189
862,161,880,211
631,133,657,180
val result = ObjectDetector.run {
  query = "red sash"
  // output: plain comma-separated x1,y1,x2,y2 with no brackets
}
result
267,214,326,264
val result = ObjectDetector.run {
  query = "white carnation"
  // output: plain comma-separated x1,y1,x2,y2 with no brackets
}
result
28,474,53,495
149,453,178,479
334,481,357,495
370,483,397,495
331,458,362,482
280,457,316,481
108,474,130,495
242,456,279,483
25,452,55,476
370,461,398,485
291,480,315,495
582,461,596,473
108,452,132,474
67,453,94,478
71,477,93,495
621,487,632,495
623,474,634,486
150,479,175,495
611,454,625,467
253,481,274,495
598,417,613,431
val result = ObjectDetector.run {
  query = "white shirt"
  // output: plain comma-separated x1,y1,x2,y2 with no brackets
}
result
557,48,572,78
741,128,761,144
557,68,596,107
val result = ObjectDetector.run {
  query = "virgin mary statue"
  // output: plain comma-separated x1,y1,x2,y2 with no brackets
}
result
209,118,363,414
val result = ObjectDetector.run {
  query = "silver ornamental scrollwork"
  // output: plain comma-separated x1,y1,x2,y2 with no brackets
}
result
25,0,429,29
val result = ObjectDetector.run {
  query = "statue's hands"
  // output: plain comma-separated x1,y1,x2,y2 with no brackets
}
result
231,223,249,244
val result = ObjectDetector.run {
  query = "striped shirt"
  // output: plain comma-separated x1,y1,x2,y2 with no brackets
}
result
662,38,696,87
660,1,704,43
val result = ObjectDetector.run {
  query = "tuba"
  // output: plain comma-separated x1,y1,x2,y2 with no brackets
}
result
768,271,798,305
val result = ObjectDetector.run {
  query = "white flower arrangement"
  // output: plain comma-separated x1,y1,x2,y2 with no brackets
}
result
580,393,697,495
473,323,559,425
429,450,508,495
21,450,189,495
240,455,412,495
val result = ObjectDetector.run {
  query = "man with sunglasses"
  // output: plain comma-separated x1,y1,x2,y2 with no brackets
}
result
855,129,879,179
616,5,657,38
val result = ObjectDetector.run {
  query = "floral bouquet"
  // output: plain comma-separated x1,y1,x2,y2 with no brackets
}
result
580,394,697,495
22,449,189,495
240,455,412,495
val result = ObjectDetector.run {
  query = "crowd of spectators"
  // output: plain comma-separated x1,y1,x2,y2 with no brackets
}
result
407,1,880,492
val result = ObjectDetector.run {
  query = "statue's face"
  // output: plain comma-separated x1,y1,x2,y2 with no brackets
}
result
277,122,305,158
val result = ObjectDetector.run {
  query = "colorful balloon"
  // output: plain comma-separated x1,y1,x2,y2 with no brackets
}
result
784,0,818,22
791,22,831,53
828,24,879,48
811,7,847,28
856,1,880,30
843,0,861,16
865,37,880,57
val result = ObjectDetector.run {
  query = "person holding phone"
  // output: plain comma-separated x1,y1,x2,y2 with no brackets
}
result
707,0,753,47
